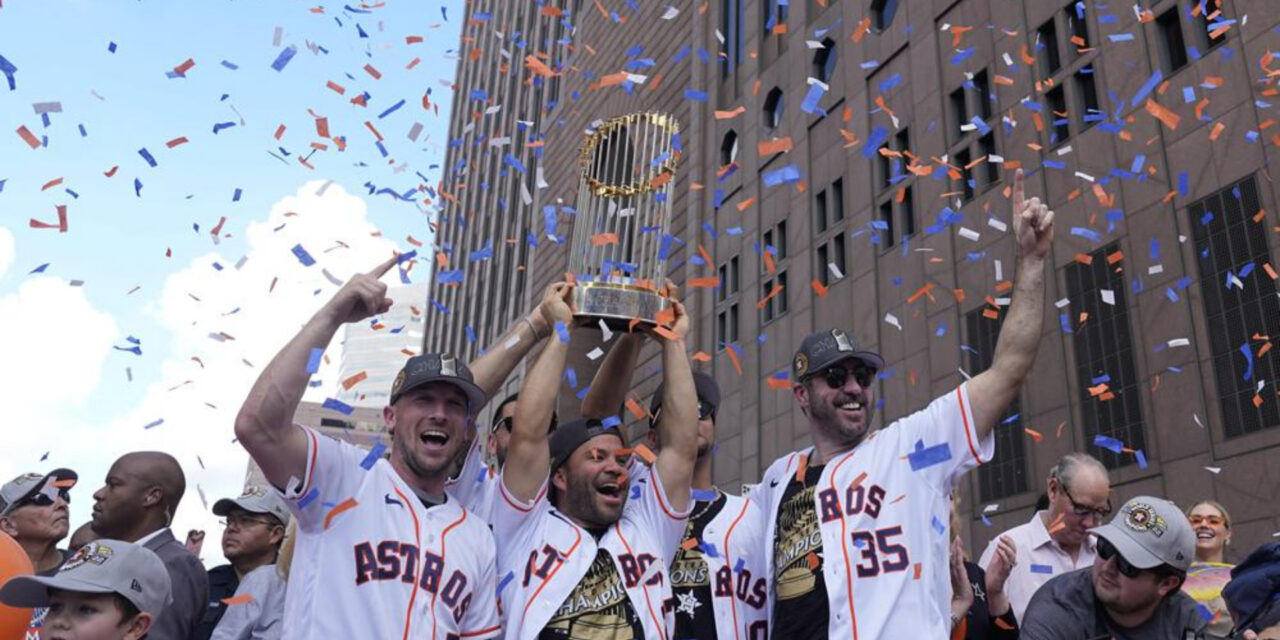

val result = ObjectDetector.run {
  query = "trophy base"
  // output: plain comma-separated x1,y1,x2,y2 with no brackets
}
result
572,282,669,329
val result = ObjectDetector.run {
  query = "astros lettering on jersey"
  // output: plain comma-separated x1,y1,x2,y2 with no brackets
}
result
753,383,993,639
491,462,688,640
278,426,501,640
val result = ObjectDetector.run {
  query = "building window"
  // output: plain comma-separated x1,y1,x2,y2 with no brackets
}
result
716,252,741,349
901,185,915,238
814,189,828,234
720,0,743,77
1157,8,1189,74
870,0,899,33
954,147,974,203
1195,0,1227,50
730,256,740,293
721,130,739,166
1066,2,1089,57
761,273,788,322
717,303,740,347
1065,243,1147,470
1046,85,1070,146
764,88,785,130
1074,66,1101,131
832,178,845,222
816,234,847,286
973,70,992,121
949,87,968,144
979,133,999,188
813,38,837,83
966,306,1029,501
1037,17,1062,76
1190,175,1280,438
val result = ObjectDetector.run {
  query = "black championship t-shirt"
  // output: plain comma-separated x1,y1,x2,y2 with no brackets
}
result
539,546,645,640
671,490,728,640
771,462,828,639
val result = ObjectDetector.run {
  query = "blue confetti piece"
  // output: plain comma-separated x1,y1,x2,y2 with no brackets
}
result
601,415,622,429
970,115,991,136
212,121,237,134
108,42,117,53
1166,287,1180,303
800,82,826,115
78,124,87,137
306,348,324,374
931,515,946,535
0,54,18,91
691,489,718,502
981,514,992,527
221,60,239,70
138,148,157,167
1093,434,1124,454
1108,32,1135,42
878,73,902,93
322,398,355,415
761,164,801,187
291,244,316,266
134,178,143,197
1030,564,1054,575
1130,69,1163,108
1135,449,1148,469
565,366,578,389
436,269,463,284
504,154,526,174
907,440,953,471
862,126,889,158
29,263,50,274
698,542,720,558
684,89,708,102
378,99,406,119
1178,172,1189,197
497,571,515,597
950,48,975,65
270,45,298,72
360,441,388,470
232,188,243,202
142,418,164,430
297,487,320,509
1130,154,1146,174
555,321,570,343
1070,227,1102,242
1240,343,1254,381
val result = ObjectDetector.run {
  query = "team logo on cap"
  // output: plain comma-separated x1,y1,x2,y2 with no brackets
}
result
240,486,268,499
440,355,458,377
1123,502,1167,537
833,330,854,352
62,542,115,572
391,369,406,397
794,353,809,378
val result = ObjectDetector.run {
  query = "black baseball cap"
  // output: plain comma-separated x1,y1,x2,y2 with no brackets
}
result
648,372,720,424
792,329,885,381
549,418,627,472
389,354,486,413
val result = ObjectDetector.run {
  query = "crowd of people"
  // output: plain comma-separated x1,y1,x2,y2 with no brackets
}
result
2,176,1278,640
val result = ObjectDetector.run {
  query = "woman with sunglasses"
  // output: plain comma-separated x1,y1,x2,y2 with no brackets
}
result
1183,501,1235,636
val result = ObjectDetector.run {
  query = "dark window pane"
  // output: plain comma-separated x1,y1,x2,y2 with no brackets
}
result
1046,85,1070,145
1157,8,1189,74
1038,18,1061,75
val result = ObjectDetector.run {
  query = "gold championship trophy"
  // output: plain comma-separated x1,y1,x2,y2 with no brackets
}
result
568,112,682,327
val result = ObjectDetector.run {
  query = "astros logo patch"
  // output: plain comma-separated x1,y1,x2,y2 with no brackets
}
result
794,353,809,378
1122,503,1167,537
62,542,116,572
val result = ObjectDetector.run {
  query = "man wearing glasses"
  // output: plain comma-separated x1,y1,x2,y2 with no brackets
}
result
1021,496,1206,639
193,486,289,640
752,170,1056,638
979,452,1112,621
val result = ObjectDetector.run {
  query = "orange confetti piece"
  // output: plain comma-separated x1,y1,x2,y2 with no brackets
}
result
221,594,255,606
1209,121,1226,141
592,232,619,246
913,563,922,579
851,17,871,42
724,347,743,375
525,55,556,77
1106,250,1124,265
323,498,358,530
907,283,936,304
806,552,820,571
624,397,647,420
1075,253,1094,265
687,276,721,288
811,279,828,298
993,74,1014,86
795,453,809,483
758,137,793,156
681,537,700,550
715,106,746,120
757,283,783,310
341,371,368,391
1048,512,1067,535
1024,428,1043,442
692,351,712,362
16,125,40,149
632,443,657,464
652,325,678,341
767,377,792,390
736,196,758,212
1145,99,1180,131
1265,263,1278,280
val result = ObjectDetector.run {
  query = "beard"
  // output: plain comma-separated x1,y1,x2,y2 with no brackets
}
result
562,468,627,529
808,387,871,443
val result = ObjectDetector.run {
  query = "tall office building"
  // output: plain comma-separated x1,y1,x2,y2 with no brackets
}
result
429,0,1280,554
337,282,428,408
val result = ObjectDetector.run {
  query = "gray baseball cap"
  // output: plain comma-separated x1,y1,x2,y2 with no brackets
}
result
0,469,77,517
0,539,172,617
1090,496,1196,572
212,485,291,527
792,329,885,382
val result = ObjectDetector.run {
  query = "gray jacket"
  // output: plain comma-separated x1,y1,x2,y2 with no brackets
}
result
143,528,211,640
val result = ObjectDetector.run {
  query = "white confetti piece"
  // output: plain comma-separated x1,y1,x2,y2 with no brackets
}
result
1167,338,1190,348
983,504,1000,514
988,216,1008,232
958,227,981,242
827,262,845,280
1055,298,1071,309
1205,466,1221,474
599,319,614,342
995,260,1003,281
1148,264,1164,275
661,5,679,19
587,347,605,360
885,313,902,331
1101,289,1115,305
1194,413,1205,429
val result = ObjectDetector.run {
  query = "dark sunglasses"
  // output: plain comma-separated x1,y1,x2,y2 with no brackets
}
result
1096,537,1144,579
18,489,71,509
818,362,876,389
651,399,716,427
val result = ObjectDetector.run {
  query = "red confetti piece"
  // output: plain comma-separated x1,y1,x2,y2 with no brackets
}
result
16,125,40,149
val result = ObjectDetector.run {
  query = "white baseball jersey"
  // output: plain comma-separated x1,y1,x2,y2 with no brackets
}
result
491,462,690,640
277,426,502,640
669,491,770,640
446,430,499,523
753,383,993,639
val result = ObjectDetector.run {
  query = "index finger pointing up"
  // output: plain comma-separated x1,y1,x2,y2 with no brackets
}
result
1013,168,1026,213
367,252,401,278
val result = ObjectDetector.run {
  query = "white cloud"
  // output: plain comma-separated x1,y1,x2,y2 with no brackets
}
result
0,226,14,281
81,181,400,564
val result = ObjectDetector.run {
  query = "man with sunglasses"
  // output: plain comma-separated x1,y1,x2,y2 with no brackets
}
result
447,392,559,523
1021,496,1206,639
979,452,1111,621
0,468,78,640
753,169,1055,639
192,486,289,640
492,281,699,639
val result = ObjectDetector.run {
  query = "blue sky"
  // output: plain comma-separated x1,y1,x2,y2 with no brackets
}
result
0,0,461,561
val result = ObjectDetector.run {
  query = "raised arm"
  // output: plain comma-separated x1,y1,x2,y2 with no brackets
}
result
469,295,553,401
503,281,575,502
967,169,1054,440
579,332,645,419
651,299,696,513
234,255,399,491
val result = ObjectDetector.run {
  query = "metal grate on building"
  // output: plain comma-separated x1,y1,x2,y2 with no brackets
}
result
964,306,1029,502
1065,242,1146,469
1188,174,1280,438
